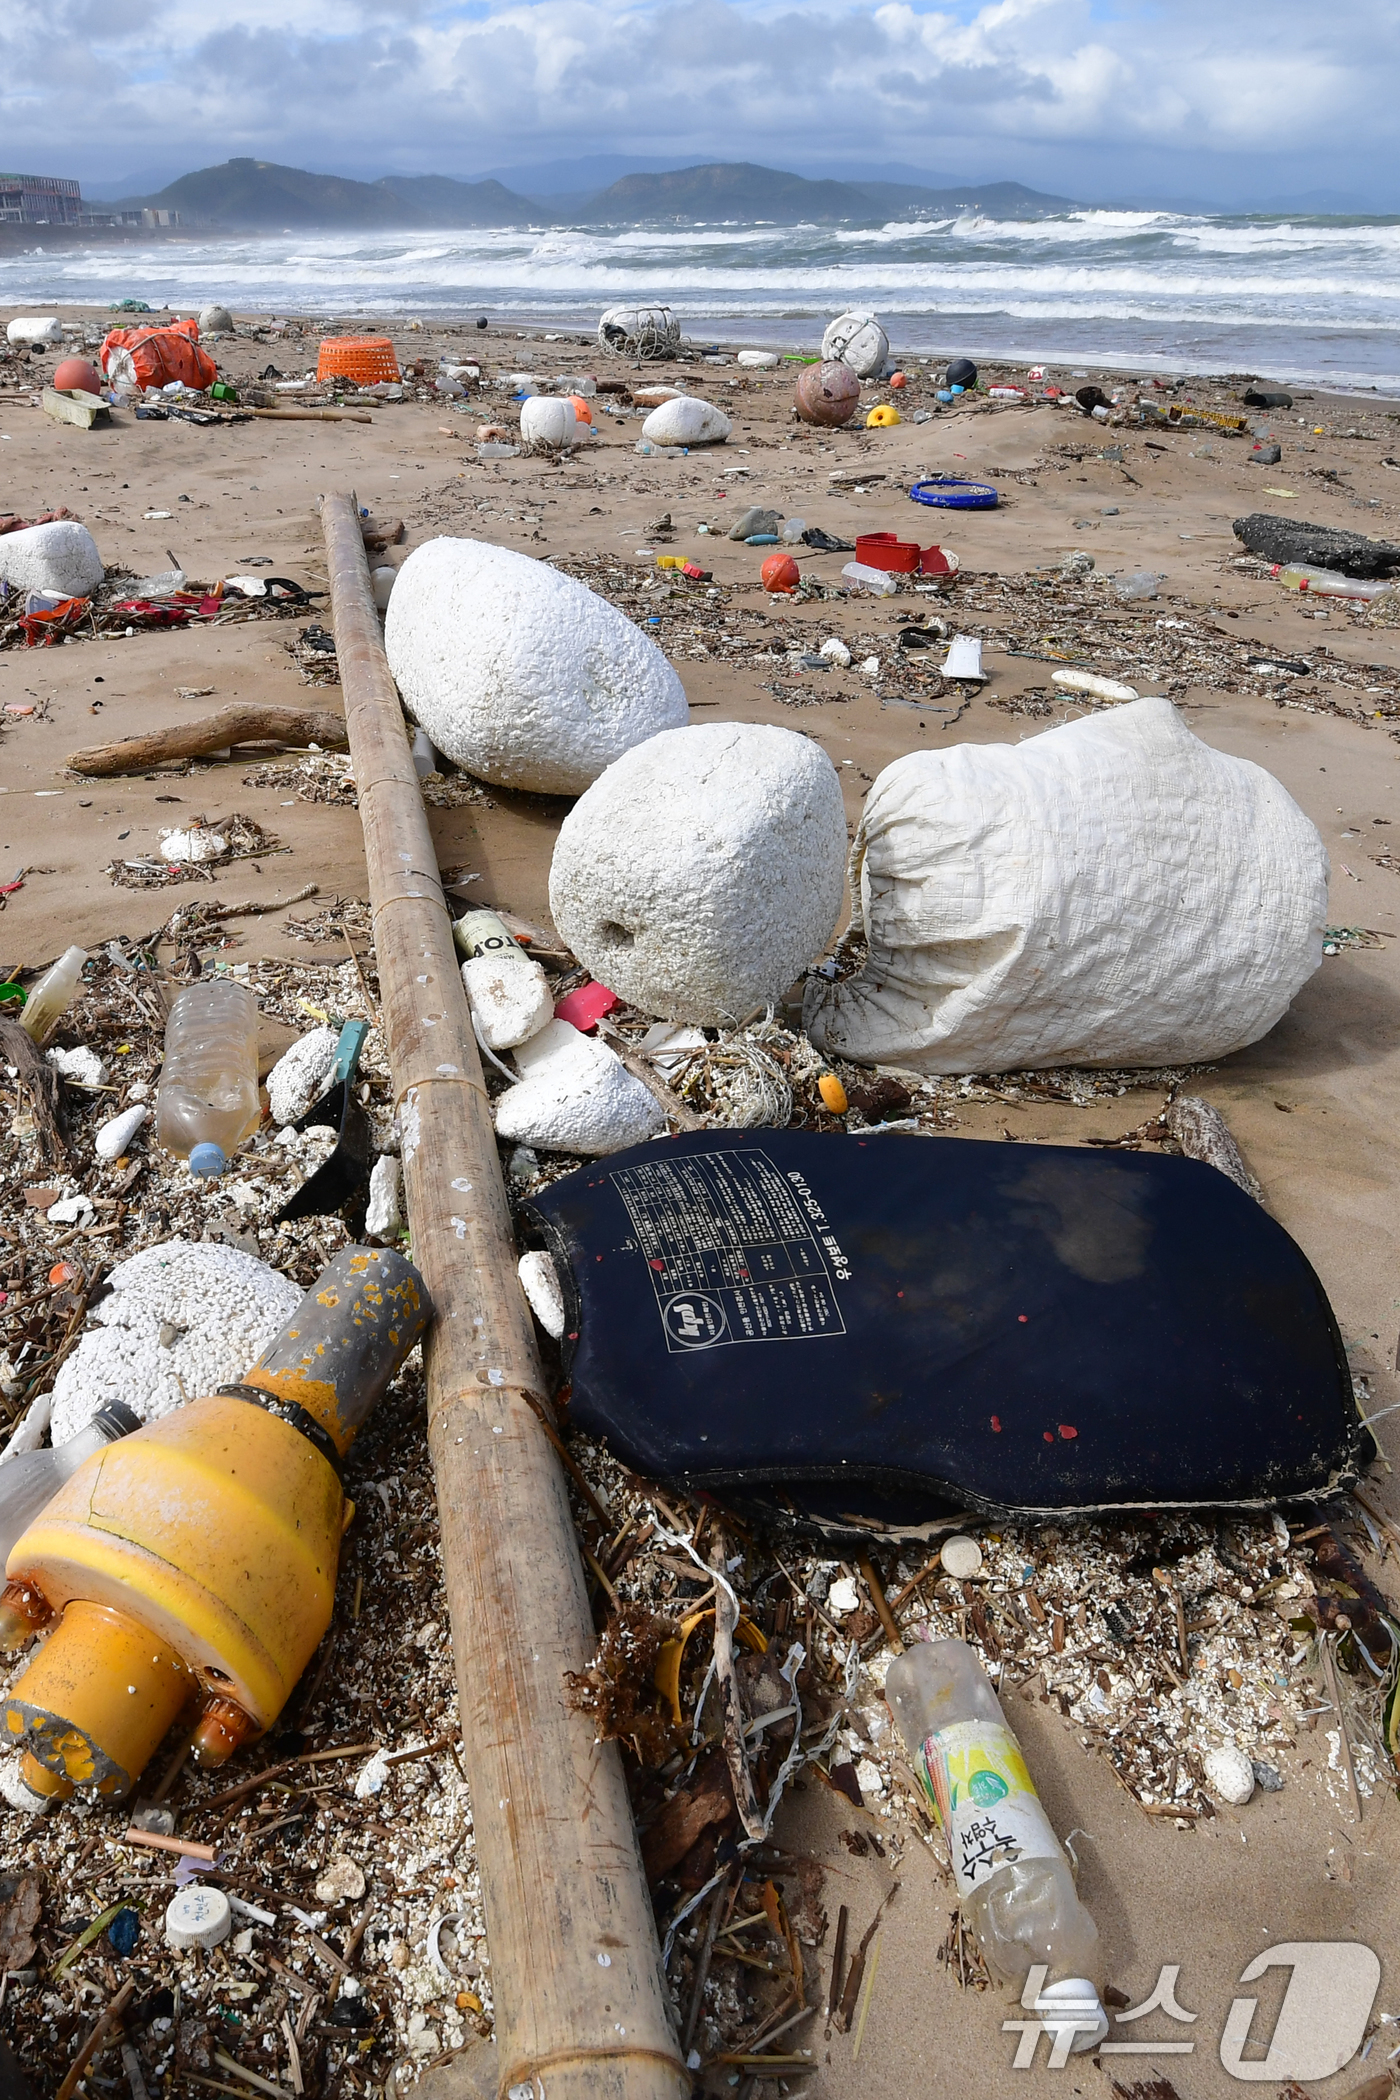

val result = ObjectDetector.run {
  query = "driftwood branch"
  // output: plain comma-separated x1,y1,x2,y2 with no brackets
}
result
67,705,348,778
0,1015,67,1164
247,407,373,424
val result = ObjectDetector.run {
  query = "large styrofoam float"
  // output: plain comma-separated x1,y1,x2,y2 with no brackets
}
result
551,722,848,1025
384,537,689,795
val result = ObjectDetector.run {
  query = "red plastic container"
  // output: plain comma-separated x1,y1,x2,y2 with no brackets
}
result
856,533,920,573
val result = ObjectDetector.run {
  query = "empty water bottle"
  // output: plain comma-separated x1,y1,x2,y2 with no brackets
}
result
17,947,87,1044
155,979,261,1177
886,1638,1106,2051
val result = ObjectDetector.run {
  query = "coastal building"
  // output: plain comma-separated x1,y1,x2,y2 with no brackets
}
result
0,173,85,225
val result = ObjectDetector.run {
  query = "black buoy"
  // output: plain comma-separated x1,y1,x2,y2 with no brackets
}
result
946,356,978,389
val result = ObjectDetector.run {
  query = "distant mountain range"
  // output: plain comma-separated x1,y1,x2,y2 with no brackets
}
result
105,156,1079,230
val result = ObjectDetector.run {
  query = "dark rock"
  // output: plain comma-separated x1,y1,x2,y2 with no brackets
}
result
1243,387,1293,409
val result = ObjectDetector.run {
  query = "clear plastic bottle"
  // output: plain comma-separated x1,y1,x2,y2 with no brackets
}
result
886,1638,1106,2050
0,1402,140,1563
1272,564,1391,602
17,947,87,1044
155,979,261,1177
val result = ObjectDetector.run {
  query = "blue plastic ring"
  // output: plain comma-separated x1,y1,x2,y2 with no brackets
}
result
909,476,999,510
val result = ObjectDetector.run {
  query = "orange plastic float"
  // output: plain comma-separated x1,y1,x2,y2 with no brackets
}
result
316,336,401,386
566,392,594,425
761,552,800,593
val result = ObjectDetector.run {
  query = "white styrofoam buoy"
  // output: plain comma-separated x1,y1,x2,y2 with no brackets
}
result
518,1250,566,1337
597,305,681,357
0,521,105,598
365,1154,403,1241
737,350,780,368
6,316,62,346
520,395,578,450
640,397,732,447
198,304,234,336
166,1885,232,1952
1204,1744,1256,1805
821,309,890,378
549,722,847,1026
267,1027,339,1127
95,1103,149,1162
493,1020,663,1155
384,537,688,796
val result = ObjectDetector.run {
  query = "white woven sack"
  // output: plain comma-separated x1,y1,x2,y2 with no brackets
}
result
803,697,1328,1073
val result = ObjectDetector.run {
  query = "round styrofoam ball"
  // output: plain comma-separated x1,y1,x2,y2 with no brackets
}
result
520,395,577,450
795,360,861,427
49,1240,301,1441
7,316,62,346
384,537,688,795
0,521,104,598
550,722,848,1025
822,308,890,378
199,304,234,335
1204,1745,1256,1805
640,397,732,447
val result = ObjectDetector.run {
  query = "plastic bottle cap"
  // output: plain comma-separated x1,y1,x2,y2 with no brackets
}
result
1035,1978,1108,2054
188,1142,227,1178
165,1884,232,1952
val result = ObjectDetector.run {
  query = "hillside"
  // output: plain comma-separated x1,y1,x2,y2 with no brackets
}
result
117,159,535,229
581,162,1078,224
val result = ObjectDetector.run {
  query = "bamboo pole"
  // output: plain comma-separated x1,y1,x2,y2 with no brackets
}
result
320,493,687,2100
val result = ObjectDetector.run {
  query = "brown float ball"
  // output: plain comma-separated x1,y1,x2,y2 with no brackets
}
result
794,359,861,427
52,357,103,396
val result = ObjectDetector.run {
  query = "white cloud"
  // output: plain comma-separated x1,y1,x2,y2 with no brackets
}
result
1,0,1397,199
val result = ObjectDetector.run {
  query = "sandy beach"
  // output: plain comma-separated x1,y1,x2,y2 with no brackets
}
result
2,307,1399,2098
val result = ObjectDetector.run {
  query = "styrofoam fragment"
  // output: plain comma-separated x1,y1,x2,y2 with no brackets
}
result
0,521,105,598
0,1757,54,1814
550,722,848,1026
1204,1744,1255,1805
819,637,852,667
267,1027,339,1127
47,1193,94,1225
365,1154,404,1241
640,397,732,447
493,1020,663,1156
160,828,227,864
737,351,780,368
518,1250,566,1338
354,1748,390,1798
46,1044,108,1088
384,537,688,796
461,949,554,1051
49,1239,301,1441
95,1103,148,1161
805,697,1328,1073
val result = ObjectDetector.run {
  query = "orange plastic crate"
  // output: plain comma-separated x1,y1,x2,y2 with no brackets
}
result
316,336,401,386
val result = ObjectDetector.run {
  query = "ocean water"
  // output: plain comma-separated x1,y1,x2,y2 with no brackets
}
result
5,208,1400,392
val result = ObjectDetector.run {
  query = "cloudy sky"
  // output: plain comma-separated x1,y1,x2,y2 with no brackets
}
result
5,0,1398,208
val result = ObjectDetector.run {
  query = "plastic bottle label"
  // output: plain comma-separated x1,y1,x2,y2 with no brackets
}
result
915,1719,1064,1895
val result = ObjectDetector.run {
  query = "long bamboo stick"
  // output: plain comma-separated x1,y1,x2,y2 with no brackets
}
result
320,493,687,2100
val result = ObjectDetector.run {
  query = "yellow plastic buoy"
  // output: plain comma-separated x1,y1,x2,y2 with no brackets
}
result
866,404,901,428
818,1073,849,1114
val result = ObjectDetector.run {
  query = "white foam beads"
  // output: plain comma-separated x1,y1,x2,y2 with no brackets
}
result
0,522,105,598
384,537,688,795
550,722,848,1026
